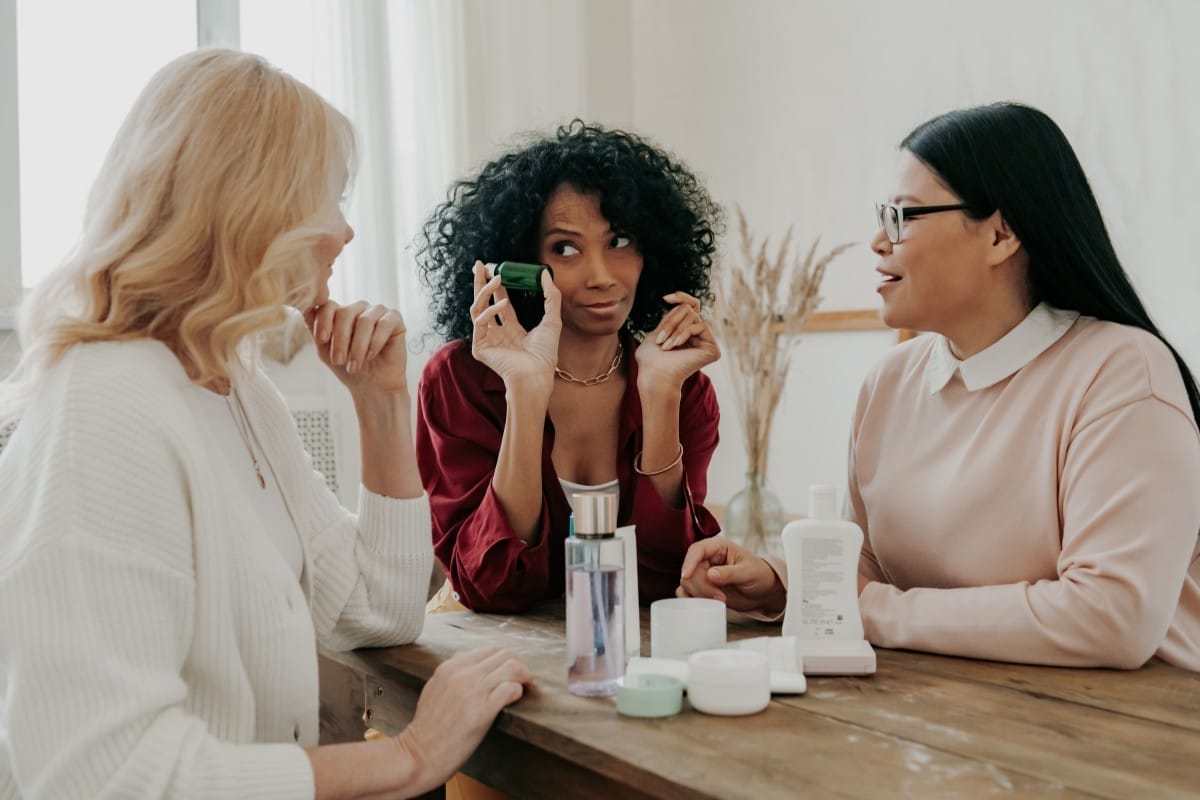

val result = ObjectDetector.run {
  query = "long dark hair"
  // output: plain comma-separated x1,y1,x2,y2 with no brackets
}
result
415,120,722,342
902,102,1200,425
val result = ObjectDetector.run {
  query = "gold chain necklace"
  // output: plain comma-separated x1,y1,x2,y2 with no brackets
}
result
226,388,267,489
554,342,623,387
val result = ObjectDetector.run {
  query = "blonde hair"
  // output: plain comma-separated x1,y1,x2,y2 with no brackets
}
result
0,49,355,423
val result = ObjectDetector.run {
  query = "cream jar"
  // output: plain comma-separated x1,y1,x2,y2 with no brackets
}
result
685,649,771,716
650,597,726,660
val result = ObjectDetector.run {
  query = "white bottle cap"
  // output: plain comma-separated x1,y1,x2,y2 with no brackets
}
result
808,484,838,521
573,492,617,537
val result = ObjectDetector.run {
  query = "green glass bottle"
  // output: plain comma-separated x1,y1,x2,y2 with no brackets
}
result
485,261,553,292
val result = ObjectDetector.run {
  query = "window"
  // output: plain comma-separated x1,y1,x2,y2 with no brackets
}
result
2,0,459,326
13,0,197,293
240,0,330,89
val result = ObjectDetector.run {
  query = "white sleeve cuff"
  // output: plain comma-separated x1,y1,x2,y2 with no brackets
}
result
356,486,432,560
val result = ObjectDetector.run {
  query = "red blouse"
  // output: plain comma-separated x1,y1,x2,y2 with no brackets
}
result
416,337,721,613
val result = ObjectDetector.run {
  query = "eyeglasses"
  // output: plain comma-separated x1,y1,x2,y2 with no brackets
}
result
875,202,971,244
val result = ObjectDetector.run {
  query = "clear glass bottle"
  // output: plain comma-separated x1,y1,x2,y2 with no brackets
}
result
565,492,625,697
724,471,784,558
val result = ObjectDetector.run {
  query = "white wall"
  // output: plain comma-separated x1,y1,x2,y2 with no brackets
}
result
460,0,589,165
7,2,1196,517
451,0,1200,514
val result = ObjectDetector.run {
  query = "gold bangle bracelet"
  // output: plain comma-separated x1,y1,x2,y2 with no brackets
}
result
634,443,684,476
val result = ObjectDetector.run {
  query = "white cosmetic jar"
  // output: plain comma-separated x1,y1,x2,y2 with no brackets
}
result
650,597,726,659
686,649,771,716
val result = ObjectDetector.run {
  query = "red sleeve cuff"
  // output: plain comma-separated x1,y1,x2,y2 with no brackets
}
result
446,484,554,614
627,467,721,603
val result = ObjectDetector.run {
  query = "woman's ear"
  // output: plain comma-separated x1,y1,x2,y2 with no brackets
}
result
986,211,1022,266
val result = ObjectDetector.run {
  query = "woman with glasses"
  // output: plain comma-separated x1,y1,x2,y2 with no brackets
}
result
0,50,532,798
678,102,1200,670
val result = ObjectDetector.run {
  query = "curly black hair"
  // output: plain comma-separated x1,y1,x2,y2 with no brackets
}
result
415,120,723,342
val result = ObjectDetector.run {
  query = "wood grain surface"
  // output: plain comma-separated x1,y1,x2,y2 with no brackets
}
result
320,604,1199,799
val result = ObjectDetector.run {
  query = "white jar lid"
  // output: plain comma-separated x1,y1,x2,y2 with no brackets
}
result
687,649,769,688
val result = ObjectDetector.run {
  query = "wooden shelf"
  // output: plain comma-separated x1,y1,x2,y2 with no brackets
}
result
801,309,888,333
764,307,913,341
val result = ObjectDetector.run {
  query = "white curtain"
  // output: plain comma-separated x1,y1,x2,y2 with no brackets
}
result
328,0,467,331
240,0,470,503
242,0,468,329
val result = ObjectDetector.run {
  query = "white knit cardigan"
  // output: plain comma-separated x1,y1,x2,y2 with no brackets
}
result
0,340,433,799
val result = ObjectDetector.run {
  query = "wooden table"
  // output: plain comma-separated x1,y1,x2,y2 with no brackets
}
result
318,604,1200,799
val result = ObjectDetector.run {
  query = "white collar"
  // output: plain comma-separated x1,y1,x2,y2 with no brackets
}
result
926,303,1080,394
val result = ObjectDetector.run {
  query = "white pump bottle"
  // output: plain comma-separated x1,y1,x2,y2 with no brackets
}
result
780,485,865,641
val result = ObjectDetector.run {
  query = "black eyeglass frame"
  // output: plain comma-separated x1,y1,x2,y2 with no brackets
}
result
875,202,971,244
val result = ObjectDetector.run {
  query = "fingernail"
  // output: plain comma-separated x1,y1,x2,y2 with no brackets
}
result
320,329,330,343
347,360,357,374
656,331,666,344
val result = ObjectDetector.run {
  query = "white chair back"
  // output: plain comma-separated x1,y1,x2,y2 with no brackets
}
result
290,407,339,495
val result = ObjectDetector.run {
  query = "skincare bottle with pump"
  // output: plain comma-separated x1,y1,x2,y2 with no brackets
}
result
780,485,865,640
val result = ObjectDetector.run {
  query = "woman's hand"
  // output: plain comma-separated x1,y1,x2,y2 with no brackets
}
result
677,536,785,615
635,291,720,392
394,648,533,794
305,300,408,396
469,261,562,393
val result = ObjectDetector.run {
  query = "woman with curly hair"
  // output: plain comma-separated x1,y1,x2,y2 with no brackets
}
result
415,121,724,614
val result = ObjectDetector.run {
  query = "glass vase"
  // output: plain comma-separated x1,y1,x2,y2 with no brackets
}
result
723,472,784,558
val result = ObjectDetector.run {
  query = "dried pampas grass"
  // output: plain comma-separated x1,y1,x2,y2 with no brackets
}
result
711,207,855,481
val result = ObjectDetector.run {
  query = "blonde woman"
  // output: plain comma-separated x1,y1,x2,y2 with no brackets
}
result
0,50,530,799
